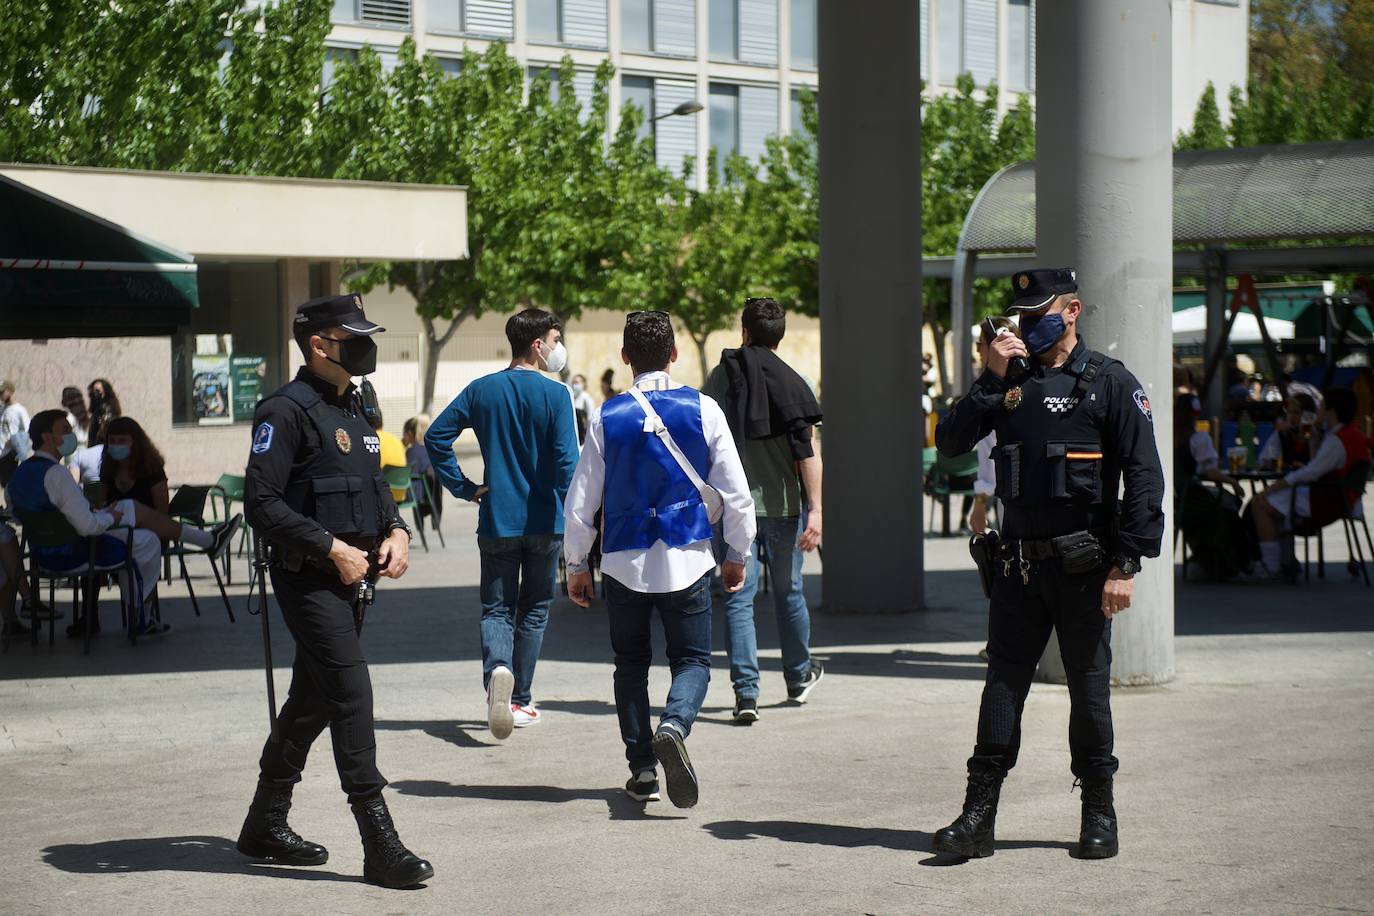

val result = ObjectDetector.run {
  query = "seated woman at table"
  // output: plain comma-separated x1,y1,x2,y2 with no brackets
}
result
98,417,169,514
1242,387,1371,582
1174,394,1243,498
1257,391,1319,470
403,415,442,526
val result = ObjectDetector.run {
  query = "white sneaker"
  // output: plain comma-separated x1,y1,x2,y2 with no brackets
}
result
512,703,541,728
1234,561,1279,583
487,667,515,739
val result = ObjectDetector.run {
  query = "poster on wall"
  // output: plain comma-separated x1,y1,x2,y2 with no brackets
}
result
191,354,232,425
231,355,267,422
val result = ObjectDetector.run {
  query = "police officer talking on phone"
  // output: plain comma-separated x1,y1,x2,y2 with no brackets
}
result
932,268,1164,861
237,293,433,889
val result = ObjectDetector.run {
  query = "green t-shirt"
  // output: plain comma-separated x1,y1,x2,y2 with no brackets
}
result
702,363,817,519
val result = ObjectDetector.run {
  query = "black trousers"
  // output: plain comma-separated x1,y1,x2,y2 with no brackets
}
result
256,565,386,804
968,560,1118,781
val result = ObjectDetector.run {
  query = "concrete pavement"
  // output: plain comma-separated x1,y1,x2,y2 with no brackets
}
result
1,498,1371,915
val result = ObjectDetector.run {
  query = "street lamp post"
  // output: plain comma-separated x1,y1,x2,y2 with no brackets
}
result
651,100,703,122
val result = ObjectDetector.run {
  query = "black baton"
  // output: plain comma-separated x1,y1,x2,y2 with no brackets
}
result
251,528,278,737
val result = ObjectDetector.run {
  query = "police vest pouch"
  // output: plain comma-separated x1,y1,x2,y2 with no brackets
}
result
1050,530,1107,575
627,387,724,524
1047,442,1104,503
311,475,366,535
993,442,1021,503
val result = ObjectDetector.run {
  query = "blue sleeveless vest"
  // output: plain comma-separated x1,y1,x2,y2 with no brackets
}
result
10,456,58,515
601,387,713,553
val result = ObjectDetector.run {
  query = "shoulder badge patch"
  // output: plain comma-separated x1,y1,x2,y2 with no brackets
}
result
1133,389,1153,422
335,428,352,454
252,423,274,454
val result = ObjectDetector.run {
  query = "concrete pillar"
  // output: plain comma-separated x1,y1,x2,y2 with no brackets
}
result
1035,0,1174,684
951,249,978,397
1203,247,1227,423
818,0,923,612
279,258,311,379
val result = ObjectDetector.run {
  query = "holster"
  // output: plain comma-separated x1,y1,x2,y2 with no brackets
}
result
969,530,1000,598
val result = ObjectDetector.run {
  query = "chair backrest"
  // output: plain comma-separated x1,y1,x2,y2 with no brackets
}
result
936,450,980,478
83,480,108,508
922,447,937,474
382,465,413,503
168,484,211,521
215,473,246,500
16,510,81,549
1343,460,1371,497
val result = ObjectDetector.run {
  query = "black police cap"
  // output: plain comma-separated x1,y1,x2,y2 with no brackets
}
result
1007,267,1078,312
293,293,385,336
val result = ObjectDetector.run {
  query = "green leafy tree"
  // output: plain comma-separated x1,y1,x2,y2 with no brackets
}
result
1177,83,1230,150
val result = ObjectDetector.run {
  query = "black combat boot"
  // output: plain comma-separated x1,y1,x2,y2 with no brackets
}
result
931,768,1003,858
1076,777,1120,859
236,783,329,865
351,795,435,889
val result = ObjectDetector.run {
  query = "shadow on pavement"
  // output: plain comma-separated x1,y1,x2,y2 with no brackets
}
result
375,719,497,749
389,780,686,821
703,819,1078,858
41,835,360,884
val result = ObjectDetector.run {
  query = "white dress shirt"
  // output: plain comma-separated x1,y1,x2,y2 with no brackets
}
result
30,452,115,535
1283,426,1347,487
564,371,757,594
973,432,997,497
0,402,31,458
71,445,104,484
1189,430,1220,474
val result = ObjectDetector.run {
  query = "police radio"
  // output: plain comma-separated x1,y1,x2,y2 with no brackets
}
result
984,318,1030,380
359,377,382,426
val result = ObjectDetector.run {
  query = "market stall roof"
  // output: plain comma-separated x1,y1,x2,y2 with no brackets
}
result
1,174,198,337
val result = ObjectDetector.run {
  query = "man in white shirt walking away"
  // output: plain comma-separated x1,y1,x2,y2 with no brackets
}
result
565,311,756,808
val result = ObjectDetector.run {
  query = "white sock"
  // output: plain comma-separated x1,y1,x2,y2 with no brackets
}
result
1260,541,1281,571
180,524,214,549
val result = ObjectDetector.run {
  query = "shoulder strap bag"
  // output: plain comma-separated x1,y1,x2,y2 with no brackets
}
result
627,386,725,524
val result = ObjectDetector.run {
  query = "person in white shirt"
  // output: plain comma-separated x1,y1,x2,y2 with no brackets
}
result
1243,388,1371,580
565,311,756,809
568,373,596,443
0,379,33,507
70,444,105,485
8,410,237,636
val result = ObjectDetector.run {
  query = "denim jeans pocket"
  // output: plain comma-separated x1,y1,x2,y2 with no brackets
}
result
672,575,712,616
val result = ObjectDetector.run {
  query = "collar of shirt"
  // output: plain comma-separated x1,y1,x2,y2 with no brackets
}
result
295,367,356,408
632,371,678,391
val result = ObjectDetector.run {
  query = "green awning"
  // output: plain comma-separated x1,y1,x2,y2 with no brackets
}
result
0,174,198,337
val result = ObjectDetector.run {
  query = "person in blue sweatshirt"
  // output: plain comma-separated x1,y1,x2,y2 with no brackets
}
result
425,309,580,739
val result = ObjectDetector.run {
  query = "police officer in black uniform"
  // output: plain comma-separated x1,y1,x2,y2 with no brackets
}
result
932,268,1165,860
236,293,434,889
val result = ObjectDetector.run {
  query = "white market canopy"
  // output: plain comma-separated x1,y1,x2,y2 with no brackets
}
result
1171,305,1294,345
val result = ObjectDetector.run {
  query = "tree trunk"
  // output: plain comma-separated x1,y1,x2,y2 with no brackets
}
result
421,314,465,414
692,334,710,386
930,322,952,399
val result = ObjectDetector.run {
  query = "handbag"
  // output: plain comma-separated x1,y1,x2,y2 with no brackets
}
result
627,386,725,524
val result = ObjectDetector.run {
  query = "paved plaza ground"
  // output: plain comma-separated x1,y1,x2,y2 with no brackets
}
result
1,497,1371,915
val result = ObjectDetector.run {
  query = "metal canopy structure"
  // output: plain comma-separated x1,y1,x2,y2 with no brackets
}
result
947,139,1374,401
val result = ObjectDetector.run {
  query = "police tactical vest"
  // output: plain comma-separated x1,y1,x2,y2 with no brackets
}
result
990,351,1113,513
267,380,388,541
601,387,714,554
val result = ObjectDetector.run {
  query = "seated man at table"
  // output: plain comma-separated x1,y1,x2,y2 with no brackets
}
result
1242,388,1371,582
1257,390,1320,470
8,410,238,635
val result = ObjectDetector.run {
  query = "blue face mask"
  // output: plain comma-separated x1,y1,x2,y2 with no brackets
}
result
107,444,132,461
59,433,79,458
1019,311,1067,355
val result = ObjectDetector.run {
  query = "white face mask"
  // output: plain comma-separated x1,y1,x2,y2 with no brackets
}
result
571,382,584,395
541,340,568,374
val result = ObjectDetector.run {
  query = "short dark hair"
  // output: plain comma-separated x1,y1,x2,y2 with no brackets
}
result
742,297,786,348
29,409,67,444
294,325,339,358
623,312,674,374
1293,393,1318,414
506,309,562,357
1324,387,1359,425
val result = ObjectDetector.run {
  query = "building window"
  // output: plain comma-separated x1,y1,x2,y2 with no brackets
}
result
709,83,739,178
710,0,738,60
331,0,356,22
789,86,816,138
1006,0,1031,92
322,47,359,100
790,0,816,70
623,0,652,51
936,0,961,85
529,0,561,42
435,56,463,78
429,0,465,32
333,1,412,27
935,0,997,87
622,75,655,141
529,65,562,102
171,263,283,426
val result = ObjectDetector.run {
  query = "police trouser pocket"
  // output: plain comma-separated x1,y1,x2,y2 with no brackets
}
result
1052,531,1107,575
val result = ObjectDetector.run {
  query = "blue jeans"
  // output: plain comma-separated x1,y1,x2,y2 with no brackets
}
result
477,535,562,706
605,573,712,774
723,515,813,699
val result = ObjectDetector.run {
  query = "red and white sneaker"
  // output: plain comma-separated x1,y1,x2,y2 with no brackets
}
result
512,703,541,728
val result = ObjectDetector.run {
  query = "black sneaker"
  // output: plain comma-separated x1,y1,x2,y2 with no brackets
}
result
207,514,242,560
624,770,661,802
787,661,824,703
732,696,759,725
651,724,699,809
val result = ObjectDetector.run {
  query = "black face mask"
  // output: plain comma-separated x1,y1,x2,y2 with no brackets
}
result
321,335,378,377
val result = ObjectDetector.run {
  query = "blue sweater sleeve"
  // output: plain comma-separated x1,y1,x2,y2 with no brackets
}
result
552,386,580,505
425,388,478,501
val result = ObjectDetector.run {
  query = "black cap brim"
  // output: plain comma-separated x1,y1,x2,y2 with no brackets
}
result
336,311,385,335
1006,293,1058,313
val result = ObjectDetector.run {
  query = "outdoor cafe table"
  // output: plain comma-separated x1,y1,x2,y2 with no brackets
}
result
1232,467,1284,498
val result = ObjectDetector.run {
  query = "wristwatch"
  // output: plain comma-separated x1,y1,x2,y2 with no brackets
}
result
1111,554,1141,576
387,519,413,542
